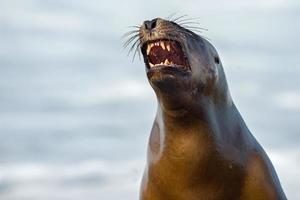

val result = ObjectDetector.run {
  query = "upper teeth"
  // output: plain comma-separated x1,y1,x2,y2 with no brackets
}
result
166,44,170,52
146,41,170,55
161,42,165,50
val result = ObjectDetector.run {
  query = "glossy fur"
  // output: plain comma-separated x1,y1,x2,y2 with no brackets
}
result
138,18,287,200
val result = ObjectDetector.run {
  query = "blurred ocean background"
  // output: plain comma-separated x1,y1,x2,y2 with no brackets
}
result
0,0,299,199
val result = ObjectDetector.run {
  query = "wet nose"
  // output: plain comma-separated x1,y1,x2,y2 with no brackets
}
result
144,18,158,31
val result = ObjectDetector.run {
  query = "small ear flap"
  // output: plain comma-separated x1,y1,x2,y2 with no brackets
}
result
214,56,220,64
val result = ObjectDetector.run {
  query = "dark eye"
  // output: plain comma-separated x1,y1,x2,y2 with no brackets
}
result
214,57,220,64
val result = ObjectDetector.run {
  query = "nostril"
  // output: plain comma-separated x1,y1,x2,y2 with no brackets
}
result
144,18,157,31
144,20,151,30
150,19,157,29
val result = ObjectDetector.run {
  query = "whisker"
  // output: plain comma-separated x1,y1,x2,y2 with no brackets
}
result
123,32,139,40
127,37,140,56
127,25,140,29
132,39,143,62
123,24,145,62
165,12,179,21
170,16,208,33
178,30,199,40
176,17,201,24
170,26,206,41
180,25,208,31
178,22,208,30
181,25,208,31
122,30,139,39
161,27,198,41
178,21,201,25
123,34,140,48
171,14,189,23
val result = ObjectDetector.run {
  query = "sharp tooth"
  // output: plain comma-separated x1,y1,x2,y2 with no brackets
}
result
149,62,154,67
164,59,169,65
166,44,171,52
160,62,164,65
147,45,151,55
147,43,154,55
161,41,165,50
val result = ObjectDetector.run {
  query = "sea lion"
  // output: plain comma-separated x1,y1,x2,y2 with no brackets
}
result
135,18,287,200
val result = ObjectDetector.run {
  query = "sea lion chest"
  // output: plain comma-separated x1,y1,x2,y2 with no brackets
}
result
141,119,245,200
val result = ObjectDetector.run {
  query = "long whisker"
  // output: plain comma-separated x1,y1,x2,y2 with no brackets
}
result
180,24,208,31
178,22,208,30
177,29,199,40
170,25,207,41
123,34,140,48
182,25,208,31
176,17,201,24
132,39,143,62
165,12,178,21
123,24,143,62
127,25,140,29
122,30,139,38
122,32,140,41
161,27,198,41
127,37,140,56
171,16,208,34
171,14,189,23
123,32,139,42
178,21,201,26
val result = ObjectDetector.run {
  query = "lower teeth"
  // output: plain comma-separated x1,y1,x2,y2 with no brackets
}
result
149,59,175,68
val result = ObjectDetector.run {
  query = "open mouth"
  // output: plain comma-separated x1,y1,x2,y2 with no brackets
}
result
141,40,190,71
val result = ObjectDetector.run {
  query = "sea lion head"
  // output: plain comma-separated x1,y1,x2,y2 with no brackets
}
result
138,18,231,116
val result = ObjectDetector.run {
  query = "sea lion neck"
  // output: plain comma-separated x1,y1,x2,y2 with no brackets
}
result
158,94,233,122
153,80,233,119
148,99,244,172
152,91,240,150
